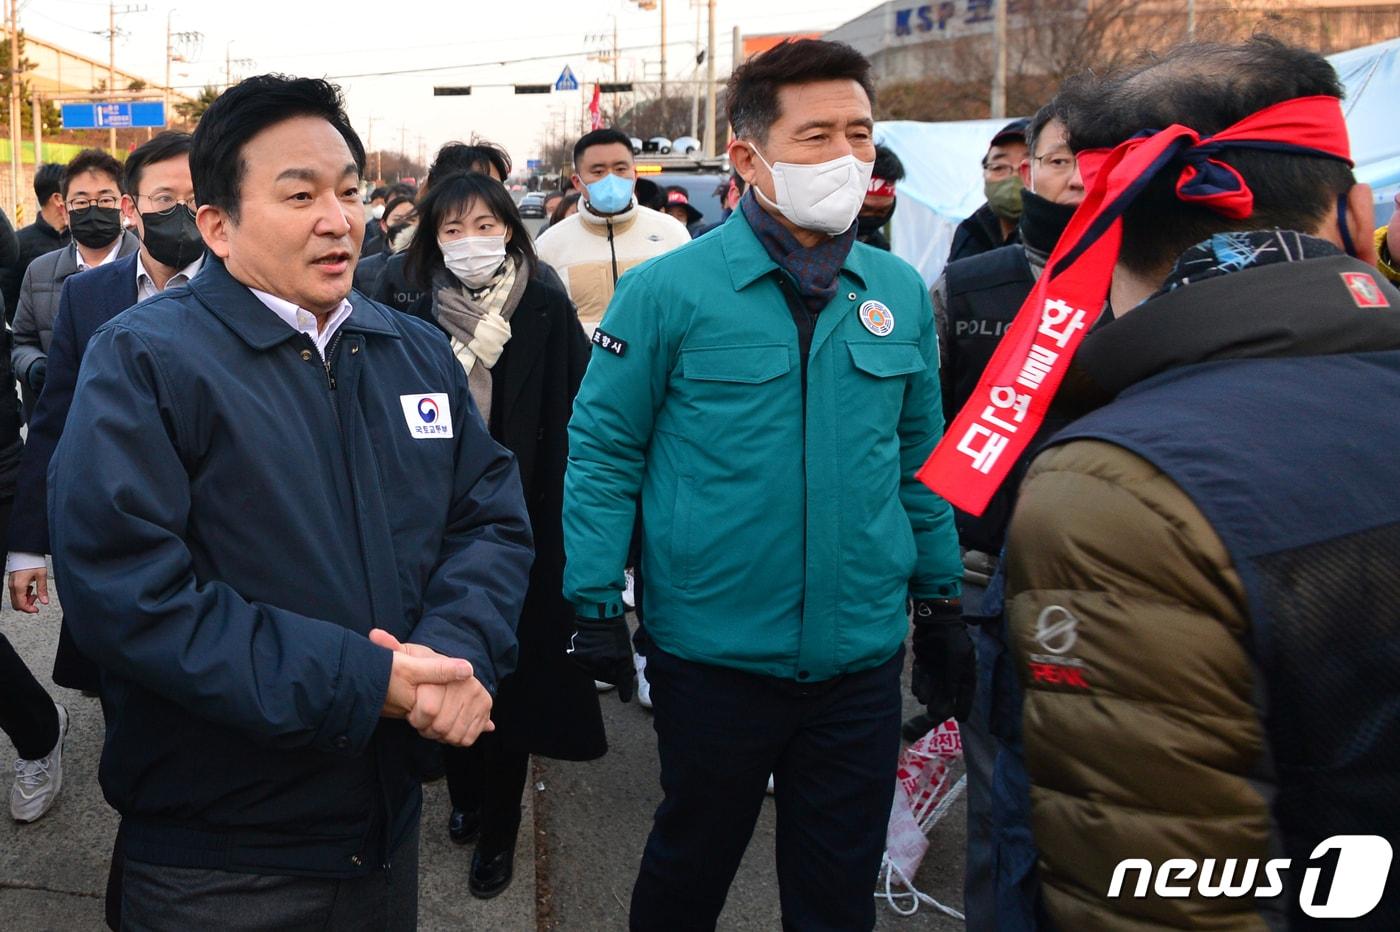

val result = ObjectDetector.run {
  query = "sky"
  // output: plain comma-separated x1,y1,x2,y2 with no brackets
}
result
30,0,884,172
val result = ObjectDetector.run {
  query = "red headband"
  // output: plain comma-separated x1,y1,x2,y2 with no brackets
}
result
917,95,1352,515
869,178,897,197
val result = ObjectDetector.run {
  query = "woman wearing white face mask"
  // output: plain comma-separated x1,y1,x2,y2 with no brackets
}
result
401,171,603,900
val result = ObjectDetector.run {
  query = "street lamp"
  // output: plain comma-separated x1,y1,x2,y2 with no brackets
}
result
630,0,667,131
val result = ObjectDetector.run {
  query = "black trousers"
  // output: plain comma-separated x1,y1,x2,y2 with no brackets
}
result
0,631,58,760
119,821,419,932
630,646,904,932
443,732,531,851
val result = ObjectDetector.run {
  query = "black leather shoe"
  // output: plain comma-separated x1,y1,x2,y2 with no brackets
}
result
901,712,934,742
448,808,481,845
469,841,516,899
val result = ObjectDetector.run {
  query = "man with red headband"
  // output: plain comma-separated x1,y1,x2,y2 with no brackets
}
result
921,38,1400,928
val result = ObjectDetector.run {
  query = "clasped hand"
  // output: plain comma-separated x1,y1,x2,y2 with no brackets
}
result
371,628,494,747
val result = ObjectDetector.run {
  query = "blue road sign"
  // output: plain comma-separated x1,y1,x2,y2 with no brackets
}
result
527,159,543,170
60,101,166,130
554,65,579,92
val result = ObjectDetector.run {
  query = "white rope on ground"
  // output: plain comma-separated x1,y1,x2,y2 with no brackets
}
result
874,767,968,921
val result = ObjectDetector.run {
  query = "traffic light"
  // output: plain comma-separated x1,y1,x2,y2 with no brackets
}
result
433,86,472,96
514,84,552,94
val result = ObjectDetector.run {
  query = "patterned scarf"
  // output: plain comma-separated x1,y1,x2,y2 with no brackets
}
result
1153,229,1342,298
433,255,529,423
741,191,858,314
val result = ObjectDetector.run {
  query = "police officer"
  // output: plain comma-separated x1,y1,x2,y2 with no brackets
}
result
562,39,965,931
921,101,1086,930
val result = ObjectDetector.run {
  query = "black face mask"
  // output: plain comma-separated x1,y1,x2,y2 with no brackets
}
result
857,197,897,236
140,205,204,270
68,205,123,249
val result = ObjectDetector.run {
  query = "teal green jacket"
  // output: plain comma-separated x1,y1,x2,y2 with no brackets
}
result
562,209,961,681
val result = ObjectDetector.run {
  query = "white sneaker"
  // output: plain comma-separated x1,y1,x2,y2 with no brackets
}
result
766,773,775,796
622,569,636,610
635,653,652,709
11,703,68,824
595,680,616,692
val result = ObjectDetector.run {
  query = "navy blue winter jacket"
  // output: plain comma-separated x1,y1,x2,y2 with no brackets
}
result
49,258,533,876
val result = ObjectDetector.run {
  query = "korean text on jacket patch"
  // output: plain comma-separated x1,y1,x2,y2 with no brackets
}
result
399,393,454,439
592,328,628,356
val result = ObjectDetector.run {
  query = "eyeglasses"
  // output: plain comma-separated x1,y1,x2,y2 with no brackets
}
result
982,162,1017,180
1032,152,1079,175
138,193,198,213
66,195,119,211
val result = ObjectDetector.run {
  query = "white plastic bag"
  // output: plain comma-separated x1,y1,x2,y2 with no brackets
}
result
876,719,968,919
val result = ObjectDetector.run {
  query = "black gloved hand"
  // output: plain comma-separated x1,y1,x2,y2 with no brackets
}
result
567,614,635,703
28,357,46,393
909,598,976,724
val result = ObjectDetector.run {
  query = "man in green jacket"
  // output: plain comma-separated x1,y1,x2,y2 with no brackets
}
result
562,38,966,931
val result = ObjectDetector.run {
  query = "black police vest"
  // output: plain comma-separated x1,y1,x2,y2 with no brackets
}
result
1051,351,1400,929
943,246,1036,553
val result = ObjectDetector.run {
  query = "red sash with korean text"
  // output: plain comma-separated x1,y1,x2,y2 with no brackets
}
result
917,95,1353,515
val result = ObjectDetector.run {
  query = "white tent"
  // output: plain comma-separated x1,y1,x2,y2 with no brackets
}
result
1331,36,1400,227
878,35,1400,288
876,117,1014,288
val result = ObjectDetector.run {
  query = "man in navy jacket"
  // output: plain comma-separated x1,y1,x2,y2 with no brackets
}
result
48,75,532,927
7,132,207,693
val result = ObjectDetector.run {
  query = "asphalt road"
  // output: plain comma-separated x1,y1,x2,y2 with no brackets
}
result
0,577,967,931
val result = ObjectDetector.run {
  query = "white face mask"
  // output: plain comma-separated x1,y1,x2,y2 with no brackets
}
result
370,203,386,220
441,235,508,288
748,146,875,236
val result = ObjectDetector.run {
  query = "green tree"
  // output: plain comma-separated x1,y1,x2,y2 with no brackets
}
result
175,85,221,126
3,31,60,136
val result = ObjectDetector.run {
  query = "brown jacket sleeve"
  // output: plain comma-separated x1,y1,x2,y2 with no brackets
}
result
1005,438,1275,930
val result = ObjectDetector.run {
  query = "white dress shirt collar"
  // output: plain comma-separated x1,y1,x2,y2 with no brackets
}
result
136,252,204,303
75,238,123,272
248,288,355,360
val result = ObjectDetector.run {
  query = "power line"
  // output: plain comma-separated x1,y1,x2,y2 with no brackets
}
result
163,38,709,90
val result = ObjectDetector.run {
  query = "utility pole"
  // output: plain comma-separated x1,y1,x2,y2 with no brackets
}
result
1187,0,1196,39
8,0,21,219
223,41,251,91
990,0,1007,118
366,116,381,183
730,27,742,149
98,3,147,152
165,13,200,128
165,11,172,120
702,0,716,156
690,0,700,141
659,0,667,130
108,1,116,150
612,16,619,121
31,87,40,169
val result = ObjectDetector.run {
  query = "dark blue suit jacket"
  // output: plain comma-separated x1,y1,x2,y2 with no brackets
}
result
9,252,140,556
49,256,529,872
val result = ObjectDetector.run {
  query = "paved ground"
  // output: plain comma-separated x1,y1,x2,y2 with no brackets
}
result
0,584,966,931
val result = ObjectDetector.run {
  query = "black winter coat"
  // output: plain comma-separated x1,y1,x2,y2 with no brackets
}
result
0,326,23,500
8,216,68,323
947,202,1019,265
407,264,606,761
